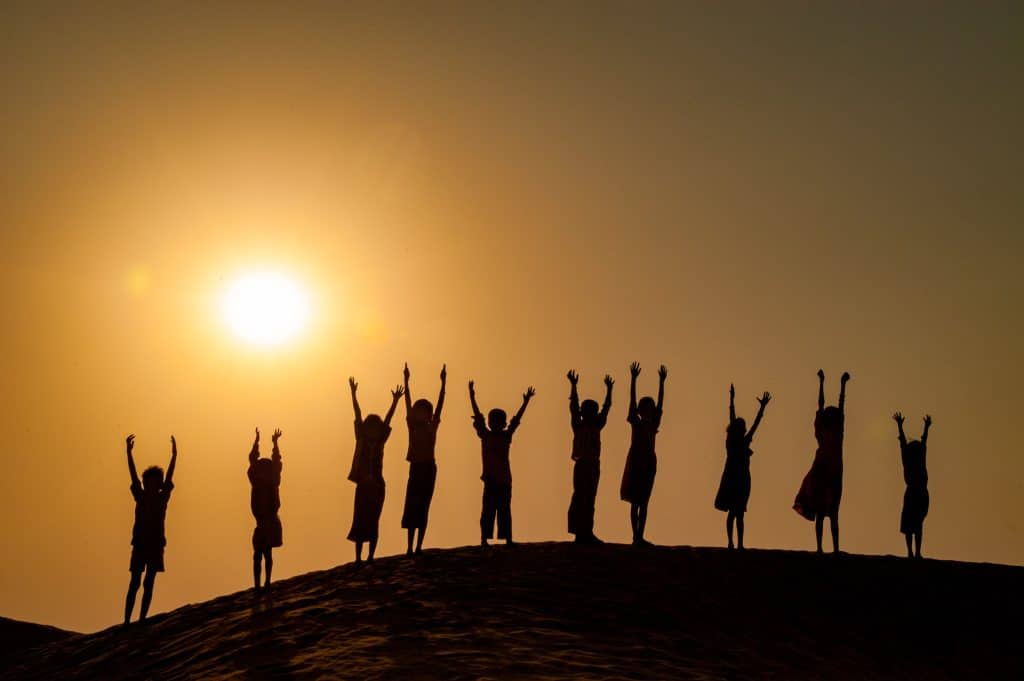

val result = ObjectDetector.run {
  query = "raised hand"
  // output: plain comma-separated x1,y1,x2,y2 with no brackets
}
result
468,380,475,393
923,414,932,428
440,364,447,382
757,391,771,407
254,428,261,445
349,377,358,393
392,385,405,400
567,370,579,385
658,365,668,381
126,434,135,453
630,362,641,378
604,374,614,388
170,435,177,454
524,386,536,401
893,411,904,425
841,371,851,383
272,428,282,443
817,369,825,381
730,383,735,399
403,363,411,381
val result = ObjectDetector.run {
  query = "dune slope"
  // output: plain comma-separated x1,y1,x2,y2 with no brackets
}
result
3,543,1021,680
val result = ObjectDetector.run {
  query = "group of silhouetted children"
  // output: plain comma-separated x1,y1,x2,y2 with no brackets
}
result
121,366,934,625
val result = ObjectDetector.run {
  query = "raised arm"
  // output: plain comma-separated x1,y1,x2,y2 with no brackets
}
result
747,392,771,440
567,370,580,421
434,364,447,420
817,369,825,411
600,374,614,420
921,414,932,445
126,434,140,487
729,384,736,422
349,377,362,425
384,385,404,427
893,411,907,448
839,371,850,413
628,362,640,420
271,429,282,463
656,365,667,412
402,363,413,413
469,380,483,421
165,435,178,485
509,386,535,434
249,428,260,465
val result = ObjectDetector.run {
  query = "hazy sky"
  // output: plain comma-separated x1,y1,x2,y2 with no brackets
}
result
1,3,1021,632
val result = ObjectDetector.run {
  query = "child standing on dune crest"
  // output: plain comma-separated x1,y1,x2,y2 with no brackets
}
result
347,377,403,564
714,384,771,550
893,411,932,559
248,427,283,591
470,380,535,547
401,362,446,556
620,362,667,546
123,434,177,625
566,370,613,544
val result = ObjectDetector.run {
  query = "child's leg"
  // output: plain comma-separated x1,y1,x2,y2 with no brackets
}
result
480,485,496,544
124,570,143,625
415,526,426,553
637,503,648,541
355,541,364,563
139,567,157,621
914,530,922,558
253,549,262,589
498,486,513,543
406,528,415,555
726,511,735,549
368,539,377,561
630,503,639,542
814,515,824,553
736,512,745,550
904,533,913,558
263,548,273,586
829,513,840,553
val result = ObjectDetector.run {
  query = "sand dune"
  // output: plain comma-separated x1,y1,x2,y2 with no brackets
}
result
3,543,1021,680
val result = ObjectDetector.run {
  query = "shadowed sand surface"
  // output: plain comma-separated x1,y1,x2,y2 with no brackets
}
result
3,543,1021,680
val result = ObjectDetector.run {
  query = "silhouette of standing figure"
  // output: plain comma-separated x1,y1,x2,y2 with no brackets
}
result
401,362,446,556
893,411,932,559
620,362,667,546
347,377,403,564
248,427,283,591
714,385,771,550
794,369,850,553
469,380,535,547
123,434,177,625
566,370,613,544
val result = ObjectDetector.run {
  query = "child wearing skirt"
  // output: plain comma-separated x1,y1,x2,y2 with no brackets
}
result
347,376,403,563
893,411,932,558
714,385,770,550
248,427,283,591
620,362,667,546
401,363,446,555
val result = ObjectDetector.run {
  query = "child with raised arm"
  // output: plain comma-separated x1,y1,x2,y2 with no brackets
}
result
401,363,446,555
248,428,283,591
620,362,667,546
123,434,177,625
566,370,613,544
347,377,403,563
893,412,932,559
469,380,535,547
794,369,850,553
714,384,771,550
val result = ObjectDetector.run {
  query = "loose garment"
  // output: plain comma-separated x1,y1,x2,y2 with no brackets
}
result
129,480,174,572
401,415,440,530
567,401,608,536
347,419,390,543
899,441,929,535
249,451,283,550
714,436,752,513
793,409,844,520
620,408,661,505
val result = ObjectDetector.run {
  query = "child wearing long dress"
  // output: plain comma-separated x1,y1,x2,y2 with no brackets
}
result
401,363,446,555
248,428,283,591
893,411,932,558
620,362,667,546
714,385,770,549
566,370,613,544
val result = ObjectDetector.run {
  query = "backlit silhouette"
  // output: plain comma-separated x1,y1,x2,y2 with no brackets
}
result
347,377,403,563
794,370,850,553
620,362,667,546
566,370,613,544
714,385,771,549
248,428,283,590
401,363,446,555
123,434,177,625
893,411,932,558
470,380,535,546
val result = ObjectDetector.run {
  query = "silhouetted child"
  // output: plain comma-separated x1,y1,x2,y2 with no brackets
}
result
469,380,535,546
794,369,850,553
347,377,402,563
893,411,932,559
123,434,177,625
401,362,446,555
566,370,613,544
248,427,283,591
620,362,667,546
714,384,771,550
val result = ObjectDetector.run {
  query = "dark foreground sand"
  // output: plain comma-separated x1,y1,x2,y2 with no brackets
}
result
3,543,1021,680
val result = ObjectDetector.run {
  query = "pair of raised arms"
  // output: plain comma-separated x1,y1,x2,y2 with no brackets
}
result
817,369,851,411
893,412,933,446
249,428,283,460
349,363,449,426
125,434,177,486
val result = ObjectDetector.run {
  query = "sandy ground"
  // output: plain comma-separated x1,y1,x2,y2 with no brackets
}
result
2,542,1021,680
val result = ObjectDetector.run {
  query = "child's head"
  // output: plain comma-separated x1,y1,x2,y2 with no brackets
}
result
362,414,387,441
141,466,164,492
252,458,275,485
487,408,507,431
905,440,925,457
727,418,747,441
580,399,600,422
637,396,657,421
410,398,433,424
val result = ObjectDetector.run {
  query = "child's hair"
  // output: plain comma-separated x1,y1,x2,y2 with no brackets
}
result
411,398,433,422
487,408,507,430
637,396,657,419
727,418,746,441
905,440,925,457
362,414,386,440
820,405,843,428
251,458,275,485
141,466,164,489
580,399,599,421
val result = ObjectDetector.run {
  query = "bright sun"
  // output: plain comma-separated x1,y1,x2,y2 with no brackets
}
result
220,271,312,347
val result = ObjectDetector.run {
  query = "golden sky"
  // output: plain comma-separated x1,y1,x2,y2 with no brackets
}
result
1,3,1021,632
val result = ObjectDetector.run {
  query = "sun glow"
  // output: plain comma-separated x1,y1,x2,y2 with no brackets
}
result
220,271,312,347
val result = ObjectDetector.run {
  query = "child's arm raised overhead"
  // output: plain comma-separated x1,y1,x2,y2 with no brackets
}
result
893,412,907,449
434,364,447,421
839,371,850,413
817,369,826,412
746,392,771,440
600,374,614,421
272,429,282,464
567,370,581,422
628,362,640,422
249,428,260,465
509,386,535,435
349,377,362,425
165,435,178,486
729,384,736,423
921,414,932,445
126,434,140,488
657,365,668,412
469,380,483,420
403,363,413,414
384,385,404,428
